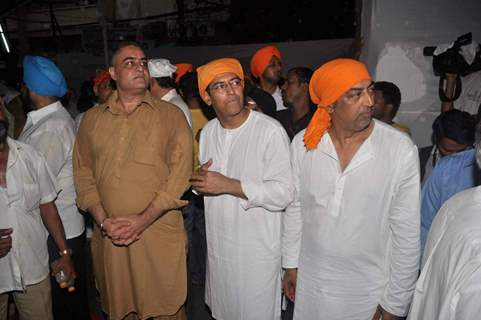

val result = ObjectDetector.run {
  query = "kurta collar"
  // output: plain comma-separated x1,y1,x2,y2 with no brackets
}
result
102,90,155,114
316,121,376,174
161,89,178,102
27,100,62,125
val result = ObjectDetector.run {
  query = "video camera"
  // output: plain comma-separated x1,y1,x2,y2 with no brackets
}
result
423,33,481,102
423,32,473,76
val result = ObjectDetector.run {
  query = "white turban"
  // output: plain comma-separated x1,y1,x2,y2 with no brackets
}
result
148,58,177,78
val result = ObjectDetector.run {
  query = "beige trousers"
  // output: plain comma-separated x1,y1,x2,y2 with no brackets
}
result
0,277,53,320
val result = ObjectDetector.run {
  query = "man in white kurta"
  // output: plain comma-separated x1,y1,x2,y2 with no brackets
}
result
192,58,294,320
283,59,420,320
408,186,481,319
148,58,193,127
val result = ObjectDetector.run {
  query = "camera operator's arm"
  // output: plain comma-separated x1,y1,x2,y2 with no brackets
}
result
441,73,457,112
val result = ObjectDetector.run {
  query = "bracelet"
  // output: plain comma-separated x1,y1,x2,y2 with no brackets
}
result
100,217,108,232
59,248,73,256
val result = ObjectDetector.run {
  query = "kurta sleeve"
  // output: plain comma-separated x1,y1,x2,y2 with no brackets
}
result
282,133,304,269
151,109,193,212
240,126,294,212
420,162,442,254
73,113,101,211
27,126,73,177
381,145,421,317
36,152,59,204
455,268,481,320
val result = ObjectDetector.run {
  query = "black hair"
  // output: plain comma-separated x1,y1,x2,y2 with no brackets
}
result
288,67,313,84
178,71,199,101
374,81,402,117
154,76,177,90
432,109,476,146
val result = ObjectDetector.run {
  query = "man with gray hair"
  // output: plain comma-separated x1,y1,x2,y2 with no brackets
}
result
148,58,192,127
408,134,481,320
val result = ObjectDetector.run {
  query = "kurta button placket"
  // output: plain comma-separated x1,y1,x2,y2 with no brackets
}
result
115,116,129,179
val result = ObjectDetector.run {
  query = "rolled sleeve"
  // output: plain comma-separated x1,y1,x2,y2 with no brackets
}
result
36,152,59,204
152,110,193,213
73,113,101,211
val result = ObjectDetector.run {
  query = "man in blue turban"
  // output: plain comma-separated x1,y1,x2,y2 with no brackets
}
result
23,55,67,98
20,55,88,320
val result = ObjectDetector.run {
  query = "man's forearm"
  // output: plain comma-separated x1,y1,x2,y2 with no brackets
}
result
87,203,108,225
40,202,69,251
226,178,247,199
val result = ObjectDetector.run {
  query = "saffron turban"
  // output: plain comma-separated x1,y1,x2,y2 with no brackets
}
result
148,58,177,78
250,46,281,78
93,69,111,87
175,63,194,84
197,58,244,102
304,58,372,150
23,55,67,97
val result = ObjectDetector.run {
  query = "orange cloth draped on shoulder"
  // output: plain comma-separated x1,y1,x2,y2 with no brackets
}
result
249,46,281,78
304,58,372,150
196,58,244,102
175,63,194,84
94,69,111,86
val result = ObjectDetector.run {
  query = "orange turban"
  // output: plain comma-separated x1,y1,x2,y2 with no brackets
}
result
304,58,372,150
197,58,244,102
175,63,193,84
250,46,281,78
93,69,110,87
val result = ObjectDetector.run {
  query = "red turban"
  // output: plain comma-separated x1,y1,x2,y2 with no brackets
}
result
175,63,194,84
250,46,281,78
93,70,111,87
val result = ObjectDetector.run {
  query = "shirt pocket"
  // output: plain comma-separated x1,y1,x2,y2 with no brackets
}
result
131,146,169,183
133,146,157,166
23,183,41,212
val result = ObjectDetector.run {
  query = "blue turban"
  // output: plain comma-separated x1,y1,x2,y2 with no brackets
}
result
23,55,67,97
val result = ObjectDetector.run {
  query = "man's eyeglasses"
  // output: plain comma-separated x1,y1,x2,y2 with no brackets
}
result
209,78,243,93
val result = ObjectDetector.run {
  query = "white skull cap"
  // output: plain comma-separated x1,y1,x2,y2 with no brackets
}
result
148,58,177,78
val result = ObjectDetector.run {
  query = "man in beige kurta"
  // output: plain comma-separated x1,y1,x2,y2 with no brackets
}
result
73,44,193,320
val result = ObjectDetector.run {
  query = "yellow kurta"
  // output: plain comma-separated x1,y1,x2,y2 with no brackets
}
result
73,91,193,320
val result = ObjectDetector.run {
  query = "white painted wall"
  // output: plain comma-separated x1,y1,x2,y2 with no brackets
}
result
361,0,481,147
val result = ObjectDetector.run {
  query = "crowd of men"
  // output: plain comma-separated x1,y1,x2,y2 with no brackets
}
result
0,42,480,320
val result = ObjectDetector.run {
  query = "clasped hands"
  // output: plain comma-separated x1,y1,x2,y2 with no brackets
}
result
101,209,153,246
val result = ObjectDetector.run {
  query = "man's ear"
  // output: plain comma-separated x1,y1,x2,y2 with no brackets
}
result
109,67,116,81
386,104,394,118
326,103,335,114
202,90,212,106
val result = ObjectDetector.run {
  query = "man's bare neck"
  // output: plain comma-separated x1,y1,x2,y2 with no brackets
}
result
218,108,250,129
117,90,145,114
329,121,373,144
259,79,277,95
291,99,311,121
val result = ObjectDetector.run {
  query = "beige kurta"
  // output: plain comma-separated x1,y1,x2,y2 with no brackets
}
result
73,91,193,320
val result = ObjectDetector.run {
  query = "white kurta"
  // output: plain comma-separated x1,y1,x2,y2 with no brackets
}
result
162,89,193,127
0,138,58,294
199,110,294,320
284,120,420,319
408,186,481,320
